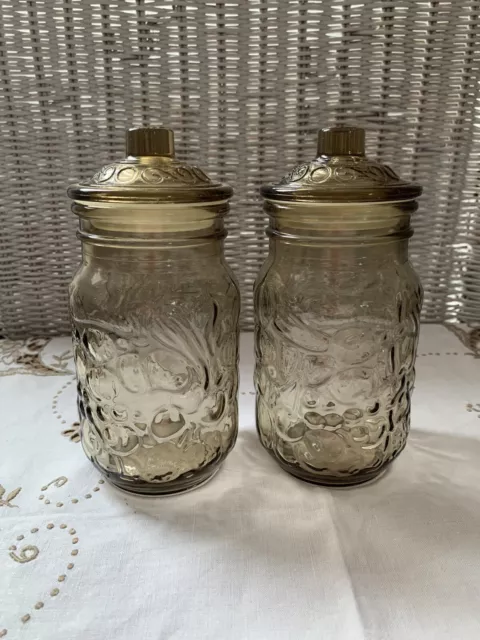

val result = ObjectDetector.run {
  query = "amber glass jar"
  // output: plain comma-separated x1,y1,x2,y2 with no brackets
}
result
68,127,240,495
255,127,422,486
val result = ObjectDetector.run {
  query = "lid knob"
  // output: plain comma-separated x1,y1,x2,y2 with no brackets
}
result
126,126,175,157
317,126,365,157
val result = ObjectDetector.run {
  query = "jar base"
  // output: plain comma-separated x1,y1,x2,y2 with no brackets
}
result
94,464,221,496
274,456,389,487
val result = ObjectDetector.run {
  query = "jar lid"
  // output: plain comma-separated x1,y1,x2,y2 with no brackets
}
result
68,127,232,204
261,127,422,203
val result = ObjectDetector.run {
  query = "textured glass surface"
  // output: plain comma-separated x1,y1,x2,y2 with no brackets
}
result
255,205,422,486
70,223,239,495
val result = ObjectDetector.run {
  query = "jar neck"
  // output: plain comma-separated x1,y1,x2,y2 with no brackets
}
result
265,199,417,247
74,201,228,250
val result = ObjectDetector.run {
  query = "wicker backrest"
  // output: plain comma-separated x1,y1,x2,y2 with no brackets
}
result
1,0,479,337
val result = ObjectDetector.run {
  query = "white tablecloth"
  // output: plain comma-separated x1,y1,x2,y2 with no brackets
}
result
1,326,480,640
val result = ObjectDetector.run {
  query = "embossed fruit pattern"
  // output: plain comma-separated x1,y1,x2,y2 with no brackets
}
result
70,265,239,490
255,264,422,483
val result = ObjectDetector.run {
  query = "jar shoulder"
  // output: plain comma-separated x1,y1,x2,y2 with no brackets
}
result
255,256,422,319
70,257,239,321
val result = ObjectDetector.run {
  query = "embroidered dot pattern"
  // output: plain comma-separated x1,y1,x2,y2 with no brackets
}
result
4,473,94,635
53,378,82,443
418,351,463,357
6,519,81,634
466,403,480,417
39,476,103,508
51,378,75,421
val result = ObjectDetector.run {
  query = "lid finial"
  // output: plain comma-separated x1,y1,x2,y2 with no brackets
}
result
317,126,365,157
126,127,175,157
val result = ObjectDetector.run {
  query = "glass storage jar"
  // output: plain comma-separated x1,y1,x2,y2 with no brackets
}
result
255,127,422,486
68,127,240,495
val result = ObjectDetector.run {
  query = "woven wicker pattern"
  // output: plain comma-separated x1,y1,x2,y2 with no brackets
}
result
1,0,480,337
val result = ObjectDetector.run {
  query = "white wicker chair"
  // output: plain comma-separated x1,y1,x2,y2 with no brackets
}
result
0,0,479,336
